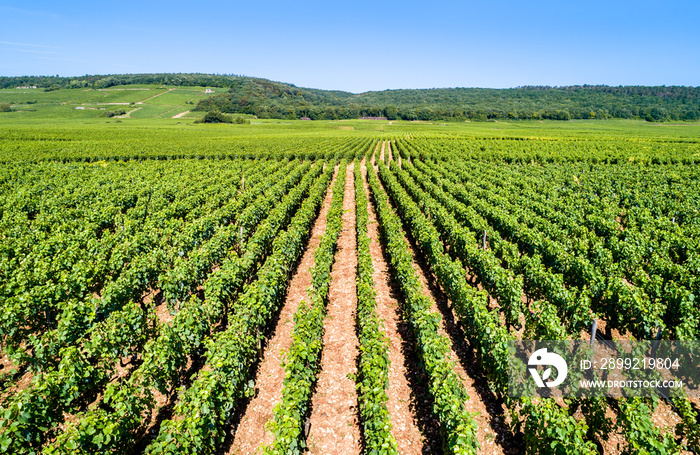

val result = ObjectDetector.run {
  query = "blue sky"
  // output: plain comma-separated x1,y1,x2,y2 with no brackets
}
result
1,0,699,93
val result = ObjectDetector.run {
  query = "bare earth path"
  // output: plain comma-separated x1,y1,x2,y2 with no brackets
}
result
360,158,424,454
307,163,362,455
115,106,141,118
136,88,173,104
226,166,339,455
171,110,190,119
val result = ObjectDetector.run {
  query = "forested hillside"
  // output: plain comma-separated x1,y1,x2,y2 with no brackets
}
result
2,73,699,121
198,83,700,121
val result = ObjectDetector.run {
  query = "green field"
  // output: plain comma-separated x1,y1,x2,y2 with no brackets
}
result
0,85,230,121
2,105,699,163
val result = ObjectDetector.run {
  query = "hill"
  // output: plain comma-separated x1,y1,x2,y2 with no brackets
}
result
197,82,700,122
1,73,699,121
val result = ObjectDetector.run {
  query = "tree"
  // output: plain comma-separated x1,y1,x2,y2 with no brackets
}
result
197,110,233,123
645,107,668,122
384,105,398,120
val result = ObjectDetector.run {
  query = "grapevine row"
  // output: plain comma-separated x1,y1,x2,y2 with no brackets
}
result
367,162,480,454
265,160,347,454
42,161,327,454
0,160,304,453
353,160,398,454
141,163,333,454
375,160,596,454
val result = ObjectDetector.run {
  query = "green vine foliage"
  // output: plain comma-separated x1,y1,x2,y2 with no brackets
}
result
265,159,347,454
618,398,680,455
368,162,479,455
353,159,398,454
376,159,596,455
1,132,699,454
143,165,333,454
42,163,327,454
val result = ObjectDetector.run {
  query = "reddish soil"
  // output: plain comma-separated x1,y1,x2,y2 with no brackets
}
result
394,140,402,168
0,367,33,402
226,166,339,454
0,352,17,373
307,163,361,455
591,397,692,455
360,158,424,454
600,404,626,455
150,292,176,326
650,400,687,453
370,158,514,454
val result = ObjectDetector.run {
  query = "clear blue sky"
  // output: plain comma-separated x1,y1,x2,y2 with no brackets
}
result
2,0,699,93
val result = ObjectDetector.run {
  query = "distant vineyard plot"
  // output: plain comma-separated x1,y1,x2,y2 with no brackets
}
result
0,85,227,120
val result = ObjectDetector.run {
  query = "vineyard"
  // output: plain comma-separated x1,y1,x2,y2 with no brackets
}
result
1,122,699,455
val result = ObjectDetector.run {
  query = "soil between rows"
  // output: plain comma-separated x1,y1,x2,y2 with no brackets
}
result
395,154,696,454
360,156,425,454
307,163,362,455
372,146,517,454
224,165,339,454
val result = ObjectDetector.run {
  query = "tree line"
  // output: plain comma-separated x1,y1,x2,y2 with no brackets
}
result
1,74,698,121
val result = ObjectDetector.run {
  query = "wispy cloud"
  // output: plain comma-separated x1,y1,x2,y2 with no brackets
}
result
39,56,82,63
0,5,62,20
0,5,78,28
17,49,62,55
0,40,62,50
